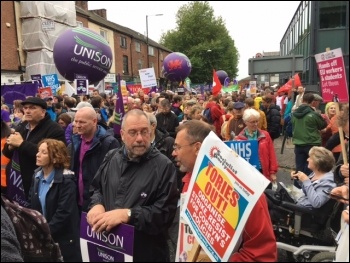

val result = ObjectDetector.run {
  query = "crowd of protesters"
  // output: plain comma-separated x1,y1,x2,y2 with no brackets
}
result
1,83,349,262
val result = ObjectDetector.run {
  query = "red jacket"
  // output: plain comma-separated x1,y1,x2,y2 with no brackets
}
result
229,195,277,262
182,174,277,262
236,129,278,181
206,102,225,137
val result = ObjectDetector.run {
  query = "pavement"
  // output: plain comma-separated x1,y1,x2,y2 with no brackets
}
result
273,135,296,186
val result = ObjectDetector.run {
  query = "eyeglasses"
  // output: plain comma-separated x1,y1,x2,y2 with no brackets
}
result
173,142,197,151
124,129,150,137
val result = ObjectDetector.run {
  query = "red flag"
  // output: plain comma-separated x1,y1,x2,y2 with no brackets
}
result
212,69,222,96
294,73,301,87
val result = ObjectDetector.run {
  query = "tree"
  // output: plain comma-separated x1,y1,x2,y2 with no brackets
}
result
160,1,239,84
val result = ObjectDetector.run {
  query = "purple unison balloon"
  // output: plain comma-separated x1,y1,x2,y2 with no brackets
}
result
53,27,113,83
216,70,228,85
162,52,192,82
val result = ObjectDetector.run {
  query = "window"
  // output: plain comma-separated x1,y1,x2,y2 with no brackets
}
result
148,46,154,56
160,51,164,61
137,59,143,70
319,1,347,29
149,62,154,68
120,36,127,48
100,29,108,41
135,42,141,52
123,55,129,74
76,21,83,27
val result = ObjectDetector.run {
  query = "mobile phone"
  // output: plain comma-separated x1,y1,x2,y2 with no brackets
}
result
323,189,349,201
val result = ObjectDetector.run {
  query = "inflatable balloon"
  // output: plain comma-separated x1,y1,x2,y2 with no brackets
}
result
53,28,113,83
216,70,228,85
162,52,192,81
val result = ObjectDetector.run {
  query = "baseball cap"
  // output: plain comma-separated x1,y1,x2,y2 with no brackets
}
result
233,101,245,109
71,101,93,111
312,94,323,101
21,97,47,109
44,96,53,101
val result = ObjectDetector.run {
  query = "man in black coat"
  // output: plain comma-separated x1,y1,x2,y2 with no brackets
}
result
3,97,66,198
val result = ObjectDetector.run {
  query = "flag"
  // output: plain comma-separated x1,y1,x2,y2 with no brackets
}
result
294,73,301,87
277,73,302,93
212,69,222,96
64,80,76,96
113,74,125,136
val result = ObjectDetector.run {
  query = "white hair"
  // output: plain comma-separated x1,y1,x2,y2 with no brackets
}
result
243,108,260,122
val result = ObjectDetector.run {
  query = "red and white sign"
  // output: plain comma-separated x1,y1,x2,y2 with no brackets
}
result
315,48,349,102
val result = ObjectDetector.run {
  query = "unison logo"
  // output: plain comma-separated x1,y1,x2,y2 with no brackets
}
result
73,37,112,69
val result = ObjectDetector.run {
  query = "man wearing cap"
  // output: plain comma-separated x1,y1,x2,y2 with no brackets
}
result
3,97,66,199
311,93,323,112
44,96,56,121
224,101,246,140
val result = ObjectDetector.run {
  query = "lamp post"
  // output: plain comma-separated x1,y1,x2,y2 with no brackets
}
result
146,14,163,68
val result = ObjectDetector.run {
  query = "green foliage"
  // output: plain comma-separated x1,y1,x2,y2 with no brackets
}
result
160,1,239,83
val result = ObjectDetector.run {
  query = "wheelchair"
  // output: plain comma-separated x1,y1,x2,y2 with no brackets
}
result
265,189,343,262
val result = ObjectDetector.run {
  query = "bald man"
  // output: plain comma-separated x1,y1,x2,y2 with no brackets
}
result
69,107,120,212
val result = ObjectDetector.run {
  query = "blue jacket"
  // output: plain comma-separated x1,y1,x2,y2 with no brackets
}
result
69,125,120,211
296,171,336,209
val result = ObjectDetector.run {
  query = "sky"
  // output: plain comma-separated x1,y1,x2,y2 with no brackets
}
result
88,1,300,80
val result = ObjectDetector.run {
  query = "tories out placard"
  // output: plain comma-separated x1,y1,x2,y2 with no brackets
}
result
315,48,349,102
180,132,270,262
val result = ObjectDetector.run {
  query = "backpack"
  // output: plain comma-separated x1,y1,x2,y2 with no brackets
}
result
203,108,214,124
1,195,63,262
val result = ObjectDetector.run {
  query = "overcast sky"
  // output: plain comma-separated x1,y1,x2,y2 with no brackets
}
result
88,1,300,80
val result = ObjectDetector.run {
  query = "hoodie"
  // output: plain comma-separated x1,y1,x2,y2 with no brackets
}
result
292,104,327,146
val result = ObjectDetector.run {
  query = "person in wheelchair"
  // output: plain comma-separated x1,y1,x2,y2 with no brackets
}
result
267,146,336,226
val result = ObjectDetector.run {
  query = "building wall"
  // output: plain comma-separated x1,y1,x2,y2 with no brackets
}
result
1,1,171,84
280,1,349,89
1,1,20,72
88,22,116,75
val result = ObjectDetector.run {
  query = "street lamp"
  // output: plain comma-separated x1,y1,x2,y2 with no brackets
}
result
146,14,163,68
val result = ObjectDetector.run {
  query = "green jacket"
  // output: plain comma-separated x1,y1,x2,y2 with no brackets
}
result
292,104,327,146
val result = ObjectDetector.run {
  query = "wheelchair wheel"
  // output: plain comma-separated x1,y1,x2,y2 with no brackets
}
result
310,252,335,262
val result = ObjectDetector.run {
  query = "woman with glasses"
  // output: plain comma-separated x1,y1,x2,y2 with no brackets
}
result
236,109,278,183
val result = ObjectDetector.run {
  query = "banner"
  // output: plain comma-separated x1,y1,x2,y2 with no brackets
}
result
224,140,259,168
1,82,39,105
74,74,89,96
31,74,43,88
315,48,349,103
113,74,125,136
80,212,134,262
42,74,60,95
139,68,157,88
38,87,53,98
6,150,29,207
180,132,269,262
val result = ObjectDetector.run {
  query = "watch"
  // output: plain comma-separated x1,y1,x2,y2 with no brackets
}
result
127,209,132,218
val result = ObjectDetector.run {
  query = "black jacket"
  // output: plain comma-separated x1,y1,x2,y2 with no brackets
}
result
28,168,82,262
2,114,66,198
263,104,281,139
89,145,178,262
154,128,185,192
155,111,179,138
